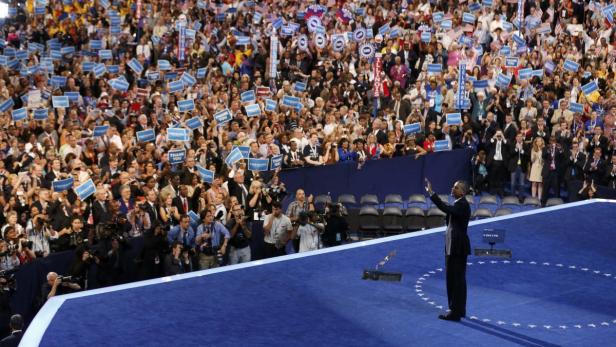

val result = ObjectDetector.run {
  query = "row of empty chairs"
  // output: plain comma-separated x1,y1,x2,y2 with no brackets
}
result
313,193,564,214
309,193,564,240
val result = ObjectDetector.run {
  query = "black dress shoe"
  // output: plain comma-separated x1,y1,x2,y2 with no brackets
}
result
438,314,461,322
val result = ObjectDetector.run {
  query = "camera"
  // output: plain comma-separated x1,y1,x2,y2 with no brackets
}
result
0,269,17,291
57,275,81,283
20,239,33,249
96,222,123,240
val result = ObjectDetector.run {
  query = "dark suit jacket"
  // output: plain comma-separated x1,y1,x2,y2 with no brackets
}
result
502,122,518,142
0,331,22,347
583,157,606,183
429,194,471,256
92,199,113,226
507,142,529,173
541,145,565,178
564,150,587,181
173,196,195,214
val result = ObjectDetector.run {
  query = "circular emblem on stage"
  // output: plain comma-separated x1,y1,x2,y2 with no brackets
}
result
314,33,327,49
332,36,345,52
354,28,366,42
307,17,321,33
414,260,616,330
359,43,375,59
298,35,308,51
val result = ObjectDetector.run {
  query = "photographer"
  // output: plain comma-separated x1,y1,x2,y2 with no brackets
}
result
69,248,100,290
25,207,55,257
195,209,230,269
246,180,272,220
264,174,287,203
226,203,252,265
322,204,349,248
127,200,152,237
292,212,324,253
3,227,36,266
41,272,81,303
0,241,20,272
164,242,193,276
138,225,168,280
263,201,293,258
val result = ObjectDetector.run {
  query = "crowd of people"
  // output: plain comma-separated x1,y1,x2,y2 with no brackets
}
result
1,0,616,332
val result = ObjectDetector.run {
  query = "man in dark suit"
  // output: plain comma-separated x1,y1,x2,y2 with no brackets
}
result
508,132,529,201
173,185,194,214
486,130,509,197
605,154,616,189
584,147,606,185
425,179,471,322
0,314,23,347
541,136,565,206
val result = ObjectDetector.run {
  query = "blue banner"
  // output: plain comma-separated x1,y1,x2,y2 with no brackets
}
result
446,113,462,126
33,108,49,120
434,140,450,152
518,68,533,80
462,12,476,24
225,147,243,167
427,64,442,74
563,60,579,72
181,72,196,86
168,149,186,165
168,80,184,93
136,129,155,143
235,146,250,159
404,122,421,135
581,81,599,96
214,109,232,124
245,104,261,117
569,102,583,113
294,81,307,92
93,63,106,77
128,58,144,74
185,117,203,130
265,99,277,112
473,79,489,89
196,165,214,183
52,96,69,108
99,49,113,60
158,60,172,71
52,177,74,192
74,179,96,200
177,99,195,112
282,95,300,108
93,125,109,137
270,154,283,170
12,107,27,121
241,90,256,104
167,128,190,142
0,98,14,112
248,158,270,171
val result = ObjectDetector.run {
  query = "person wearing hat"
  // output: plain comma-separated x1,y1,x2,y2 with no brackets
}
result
0,314,23,347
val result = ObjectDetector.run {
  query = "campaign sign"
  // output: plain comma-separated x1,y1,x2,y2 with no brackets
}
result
225,147,243,167
74,179,96,200
52,177,74,192
446,113,462,126
434,140,450,152
214,109,232,124
93,125,109,137
248,158,270,171
52,96,69,108
270,154,283,170
168,149,187,165
185,116,203,130
33,108,49,120
196,165,214,183
167,127,190,142
404,122,421,135
136,129,155,143
177,99,195,113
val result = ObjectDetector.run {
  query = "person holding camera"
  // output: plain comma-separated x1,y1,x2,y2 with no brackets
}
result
292,212,324,253
246,180,272,221
263,201,293,258
486,130,509,197
226,203,252,264
0,241,20,272
41,272,81,303
167,215,196,250
164,242,193,276
195,209,230,269
127,201,152,238
322,204,349,248
52,216,85,252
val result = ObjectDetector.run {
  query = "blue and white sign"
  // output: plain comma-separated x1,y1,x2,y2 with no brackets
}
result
581,81,599,96
446,113,462,126
168,80,184,93
93,125,109,137
33,108,49,120
505,57,519,67
282,95,300,108
177,99,195,112
185,116,203,130
241,90,256,104
167,127,190,142
158,59,172,71
314,33,327,49
563,60,579,72
93,63,106,77
404,122,421,135
434,140,450,152
473,79,489,90
245,103,261,117
52,177,74,192
168,149,187,165
98,49,113,60
52,96,69,108
136,129,155,143
532,69,544,78
182,72,196,87
427,64,442,74
74,179,96,200
359,43,375,59
298,35,308,51
354,28,366,41
214,109,232,124
518,68,533,80
225,147,243,167
462,12,476,24
128,58,144,74
569,102,584,113
295,81,307,92
248,158,270,171
12,107,27,121
270,154,283,170
265,99,277,112
196,165,214,183
496,73,512,88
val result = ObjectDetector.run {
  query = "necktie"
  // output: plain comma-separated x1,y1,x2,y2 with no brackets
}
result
183,198,188,213
182,229,188,246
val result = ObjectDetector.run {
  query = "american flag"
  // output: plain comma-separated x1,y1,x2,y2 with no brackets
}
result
555,23,563,36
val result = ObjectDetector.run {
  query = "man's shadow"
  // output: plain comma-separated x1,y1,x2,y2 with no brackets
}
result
460,319,561,347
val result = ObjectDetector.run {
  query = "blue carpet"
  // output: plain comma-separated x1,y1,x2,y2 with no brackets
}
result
36,201,616,346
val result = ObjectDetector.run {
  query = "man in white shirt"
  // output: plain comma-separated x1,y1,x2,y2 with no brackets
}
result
263,201,293,258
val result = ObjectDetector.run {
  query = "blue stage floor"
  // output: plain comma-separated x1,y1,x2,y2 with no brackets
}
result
24,199,616,347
